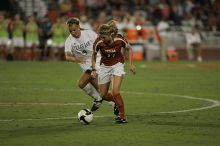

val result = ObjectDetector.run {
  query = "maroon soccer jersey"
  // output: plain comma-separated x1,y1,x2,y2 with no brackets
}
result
93,34,129,66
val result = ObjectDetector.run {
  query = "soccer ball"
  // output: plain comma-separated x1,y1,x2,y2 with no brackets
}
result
77,109,93,124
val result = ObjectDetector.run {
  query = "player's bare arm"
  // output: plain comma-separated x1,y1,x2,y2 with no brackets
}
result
65,51,84,63
91,51,97,78
126,45,136,75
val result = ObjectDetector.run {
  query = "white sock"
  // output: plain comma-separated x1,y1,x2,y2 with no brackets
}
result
82,83,102,101
107,101,115,107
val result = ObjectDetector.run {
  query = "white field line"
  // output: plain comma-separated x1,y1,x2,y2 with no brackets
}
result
0,87,79,92
125,92,220,115
0,87,220,122
0,102,85,106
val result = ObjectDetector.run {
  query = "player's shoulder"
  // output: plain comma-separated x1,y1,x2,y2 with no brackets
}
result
94,36,102,44
115,34,128,43
82,29,97,39
65,34,71,41
116,34,124,38
81,28,96,35
66,34,73,42
93,37,104,47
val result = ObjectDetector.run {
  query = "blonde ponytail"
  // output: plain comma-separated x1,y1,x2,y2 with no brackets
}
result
107,20,118,36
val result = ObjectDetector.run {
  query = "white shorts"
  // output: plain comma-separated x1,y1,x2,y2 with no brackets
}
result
51,42,64,48
0,37,8,45
26,40,39,47
12,38,24,47
98,62,125,84
79,62,100,73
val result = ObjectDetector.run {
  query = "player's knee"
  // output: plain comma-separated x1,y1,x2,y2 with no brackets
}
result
100,92,107,99
112,91,120,97
77,81,84,89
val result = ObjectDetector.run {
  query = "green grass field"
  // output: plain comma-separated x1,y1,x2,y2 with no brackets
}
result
0,61,220,146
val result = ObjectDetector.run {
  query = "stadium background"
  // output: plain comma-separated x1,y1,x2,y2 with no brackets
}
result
0,0,220,61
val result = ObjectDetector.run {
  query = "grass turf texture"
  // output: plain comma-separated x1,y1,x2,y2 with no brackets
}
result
0,61,220,146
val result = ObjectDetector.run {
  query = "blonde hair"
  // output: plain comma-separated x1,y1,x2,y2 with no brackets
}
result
107,20,117,27
106,20,118,36
98,20,119,37
98,24,112,35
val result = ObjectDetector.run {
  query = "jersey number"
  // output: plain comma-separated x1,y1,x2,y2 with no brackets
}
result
82,50,87,55
107,53,115,58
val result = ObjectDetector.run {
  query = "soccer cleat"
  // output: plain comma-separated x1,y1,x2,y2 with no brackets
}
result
115,116,128,124
91,99,103,112
114,104,119,116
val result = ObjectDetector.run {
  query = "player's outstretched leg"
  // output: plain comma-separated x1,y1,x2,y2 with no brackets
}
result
113,93,127,124
91,99,103,112
82,83,103,112
103,92,119,116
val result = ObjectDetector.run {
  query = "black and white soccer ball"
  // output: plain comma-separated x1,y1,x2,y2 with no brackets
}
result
77,109,93,124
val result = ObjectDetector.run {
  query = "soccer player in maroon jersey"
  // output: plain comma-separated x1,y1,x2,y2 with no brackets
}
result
91,23,136,123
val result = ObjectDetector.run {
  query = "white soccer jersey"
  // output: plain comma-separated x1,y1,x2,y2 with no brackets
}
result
65,29,100,70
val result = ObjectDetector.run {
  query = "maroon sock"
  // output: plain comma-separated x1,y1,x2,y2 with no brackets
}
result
113,93,125,119
103,92,115,102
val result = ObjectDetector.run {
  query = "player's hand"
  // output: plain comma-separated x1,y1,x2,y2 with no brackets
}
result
91,70,97,78
129,64,136,75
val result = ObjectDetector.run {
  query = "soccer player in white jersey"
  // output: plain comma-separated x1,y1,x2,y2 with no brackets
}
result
64,18,119,114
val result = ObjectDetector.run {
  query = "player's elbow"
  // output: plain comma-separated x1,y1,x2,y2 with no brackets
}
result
64,53,71,61
64,55,70,61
